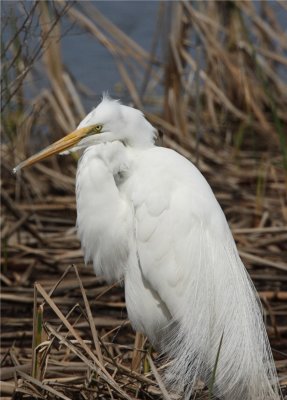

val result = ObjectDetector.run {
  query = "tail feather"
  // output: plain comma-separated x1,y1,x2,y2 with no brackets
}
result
162,225,281,399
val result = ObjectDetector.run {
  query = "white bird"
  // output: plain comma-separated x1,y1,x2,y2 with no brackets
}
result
14,95,281,399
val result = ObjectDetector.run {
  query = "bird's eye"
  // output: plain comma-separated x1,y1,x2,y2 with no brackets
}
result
90,125,103,135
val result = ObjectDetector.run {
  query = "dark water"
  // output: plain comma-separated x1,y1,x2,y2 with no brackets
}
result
60,1,160,104
2,1,160,110
2,1,287,111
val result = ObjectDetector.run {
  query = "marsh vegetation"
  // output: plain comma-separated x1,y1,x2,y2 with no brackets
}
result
1,1,287,398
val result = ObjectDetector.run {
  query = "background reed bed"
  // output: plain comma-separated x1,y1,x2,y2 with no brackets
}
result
1,1,287,398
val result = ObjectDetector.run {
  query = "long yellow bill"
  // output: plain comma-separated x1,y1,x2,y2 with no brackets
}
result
13,126,91,174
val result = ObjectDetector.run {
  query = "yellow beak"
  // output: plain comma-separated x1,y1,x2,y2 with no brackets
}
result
13,126,91,173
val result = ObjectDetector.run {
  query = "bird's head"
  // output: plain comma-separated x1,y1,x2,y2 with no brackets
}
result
13,95,156,173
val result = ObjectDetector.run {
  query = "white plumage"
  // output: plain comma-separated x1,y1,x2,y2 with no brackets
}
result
15,96,281,399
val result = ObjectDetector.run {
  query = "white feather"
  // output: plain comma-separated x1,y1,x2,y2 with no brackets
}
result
75,98,281,399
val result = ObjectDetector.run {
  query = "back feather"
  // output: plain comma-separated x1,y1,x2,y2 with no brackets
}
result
131,147,281,399
163,225,280,399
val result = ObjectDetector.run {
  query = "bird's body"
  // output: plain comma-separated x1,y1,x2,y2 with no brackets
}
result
77,142,224,339
76,137,279,399
15,96,281,399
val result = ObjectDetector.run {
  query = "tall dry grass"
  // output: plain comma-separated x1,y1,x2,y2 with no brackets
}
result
2,1,287,169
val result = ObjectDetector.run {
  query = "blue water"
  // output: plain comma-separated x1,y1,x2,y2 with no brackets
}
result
2,1,286,112
2,1,160,109
60,1,160,106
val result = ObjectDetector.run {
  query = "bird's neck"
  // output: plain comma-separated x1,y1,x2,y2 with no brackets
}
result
123,127,156,149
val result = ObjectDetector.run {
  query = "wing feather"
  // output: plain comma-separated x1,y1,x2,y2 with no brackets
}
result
127,147,280,399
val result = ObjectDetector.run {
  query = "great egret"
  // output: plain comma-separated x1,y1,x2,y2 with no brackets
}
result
14,96,281,399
